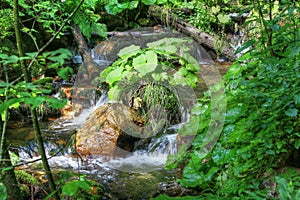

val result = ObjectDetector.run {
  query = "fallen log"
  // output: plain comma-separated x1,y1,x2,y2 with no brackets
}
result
148,5,236,61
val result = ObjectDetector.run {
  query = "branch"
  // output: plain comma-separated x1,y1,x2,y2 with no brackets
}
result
27,0,85,71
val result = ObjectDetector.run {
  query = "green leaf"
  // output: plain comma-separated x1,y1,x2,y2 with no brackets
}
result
235,39,256,54
133,53,147,67
106,67,124,85
133,52,158,75
178,67,188,76
0,81,12,87
186,73,198,87
145,50,158,66
24,96,45,108
62,181,79,196
285,108,298,117
58,67,74,80
91,23,107,38
108,86,121,100
117,45,140,59
129,1,139,9
295,139,300,149
217,14,231,24
117,2,129,9
294,95,300,106
47,98,67,109
0,183,7,200
181,54,200,72
156,0,167,4
142,0,156,5
0,55,19,64
135,63,157,76
153,45,177,54
105,4,123,15
212,6,220,14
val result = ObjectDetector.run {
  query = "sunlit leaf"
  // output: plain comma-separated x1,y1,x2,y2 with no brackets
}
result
106,67,124,85
142,0,156,5
217,14,231,24
117,45,140,59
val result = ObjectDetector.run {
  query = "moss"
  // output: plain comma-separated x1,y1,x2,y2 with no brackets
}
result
131,82,180,128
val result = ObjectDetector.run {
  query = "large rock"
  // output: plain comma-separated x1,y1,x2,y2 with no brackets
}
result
76,103,144,157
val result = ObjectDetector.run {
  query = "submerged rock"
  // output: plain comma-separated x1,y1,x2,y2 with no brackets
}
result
76,103,144,157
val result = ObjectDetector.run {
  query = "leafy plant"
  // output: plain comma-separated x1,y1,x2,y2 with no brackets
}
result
164,0,300,199
100,37,200,100
275,168,300,200
61,175,103,200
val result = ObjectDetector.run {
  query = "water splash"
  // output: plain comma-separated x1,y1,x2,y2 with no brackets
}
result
72,90,109,126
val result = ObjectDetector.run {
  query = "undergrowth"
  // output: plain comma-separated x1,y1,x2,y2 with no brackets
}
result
162,1,300,199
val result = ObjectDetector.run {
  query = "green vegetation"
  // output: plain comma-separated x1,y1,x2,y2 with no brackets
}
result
162,0,300,199
1,0,299,199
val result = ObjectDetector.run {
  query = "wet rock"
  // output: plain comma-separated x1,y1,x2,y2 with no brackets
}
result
76,103,144,157
61,101,83,119
153,181,199,198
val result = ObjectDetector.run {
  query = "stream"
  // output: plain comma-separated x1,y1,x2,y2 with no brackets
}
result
8,26,246,199
8,94,179,199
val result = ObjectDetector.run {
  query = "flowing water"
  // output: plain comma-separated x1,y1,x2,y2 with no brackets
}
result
9,92,180,199
9,27,233,199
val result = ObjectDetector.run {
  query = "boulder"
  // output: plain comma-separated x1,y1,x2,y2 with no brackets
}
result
76,103,144,157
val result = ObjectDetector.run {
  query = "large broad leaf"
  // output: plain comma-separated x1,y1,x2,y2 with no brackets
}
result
285,108,298,117
133,53,157,75
153,45,177,54
117,45,140,59
133,53,147,68
145,50,157,66
62,180,91,196
106,67,124,85
147,37,189,48
0,54,18,64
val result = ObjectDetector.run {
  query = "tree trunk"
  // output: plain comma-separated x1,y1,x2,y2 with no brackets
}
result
13,0,60,199
148,5,236,61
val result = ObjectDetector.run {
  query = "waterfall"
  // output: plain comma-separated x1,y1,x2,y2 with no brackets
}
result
72,90,109,126
102,126,179,173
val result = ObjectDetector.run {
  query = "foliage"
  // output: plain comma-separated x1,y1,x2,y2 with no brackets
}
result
58,172,103,200
0,183,6,200
64,0,107,39
104,0,172,15
100,37,200,100
100,37,201,129
2,0,107,41
0,8,14,39
0,49,71,121
172,0,240,34
165,0,300,199
275,168,300,200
